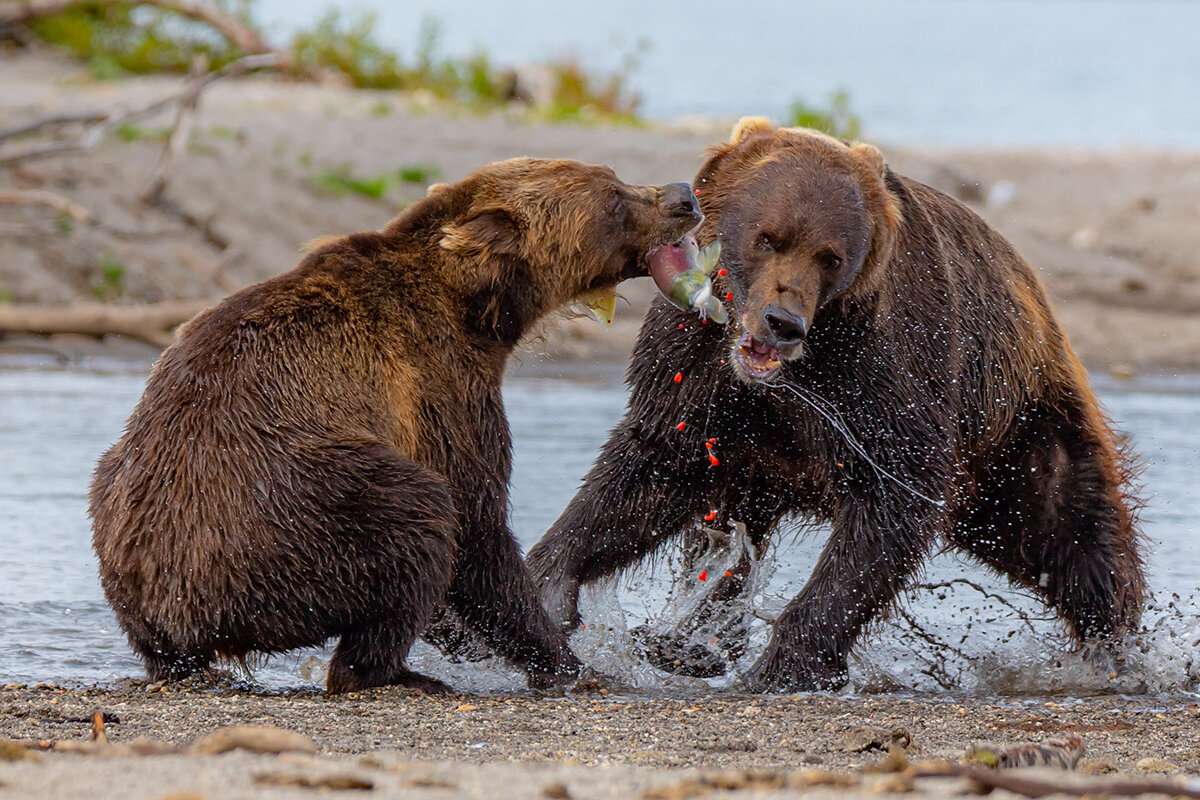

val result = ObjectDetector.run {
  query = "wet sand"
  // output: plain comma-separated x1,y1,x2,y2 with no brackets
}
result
2,682,1199,799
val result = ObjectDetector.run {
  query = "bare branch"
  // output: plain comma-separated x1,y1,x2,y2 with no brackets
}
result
0,299,213,347
138,55,207,204
0,52,282,169
0,188,94,222
0,111,108,143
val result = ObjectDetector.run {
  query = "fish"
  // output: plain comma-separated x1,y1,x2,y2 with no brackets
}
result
647,235,728,324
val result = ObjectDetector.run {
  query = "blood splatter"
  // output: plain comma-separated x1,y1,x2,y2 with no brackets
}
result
698,570,708,582
674,372,683,383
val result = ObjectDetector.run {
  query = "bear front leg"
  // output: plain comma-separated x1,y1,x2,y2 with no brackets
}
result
743,487,945,692
447,500,581,688
526,417,716,634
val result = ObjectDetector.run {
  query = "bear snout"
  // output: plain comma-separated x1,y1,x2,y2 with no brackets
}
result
658,182,702,221
762,304,808,347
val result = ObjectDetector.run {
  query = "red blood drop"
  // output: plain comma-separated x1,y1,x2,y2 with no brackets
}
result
726,292,733,301
725,571,733,577
698,570,708,582
708,438,717,443
705,442,713,450
704,509,717,521
694,188,702,196
674,372,683,383
678,323,684,328
718,269,727,276
676,421,686,431
709,455,720,467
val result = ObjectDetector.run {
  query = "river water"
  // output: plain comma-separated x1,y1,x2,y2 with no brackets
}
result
252,0,1200,147
1,360,1198,696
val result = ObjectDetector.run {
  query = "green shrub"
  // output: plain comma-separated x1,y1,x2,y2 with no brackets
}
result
787,89,861,140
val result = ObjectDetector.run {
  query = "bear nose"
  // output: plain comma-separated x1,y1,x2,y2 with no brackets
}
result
660,182,701,218
763,305,808,346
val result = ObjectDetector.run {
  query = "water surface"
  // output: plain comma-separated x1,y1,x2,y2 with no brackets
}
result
0,363,1197,694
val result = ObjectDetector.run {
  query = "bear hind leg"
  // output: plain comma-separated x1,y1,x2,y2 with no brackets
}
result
952,400,1145,641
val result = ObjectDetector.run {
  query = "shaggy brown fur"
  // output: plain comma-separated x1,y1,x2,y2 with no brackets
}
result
527,120,1145,692
90,158,701,694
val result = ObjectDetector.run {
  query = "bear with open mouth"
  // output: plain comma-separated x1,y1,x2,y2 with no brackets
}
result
90,157,702,694
527,119,1146,692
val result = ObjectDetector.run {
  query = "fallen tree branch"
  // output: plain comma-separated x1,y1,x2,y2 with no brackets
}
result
912,760,1200,799
0,52,282,168
0,111,108,144
0,188,94,222
0,299,213,347
0,0,273,56
138,55,206,204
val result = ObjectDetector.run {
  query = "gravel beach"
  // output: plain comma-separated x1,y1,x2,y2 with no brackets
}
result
3,682,1200,799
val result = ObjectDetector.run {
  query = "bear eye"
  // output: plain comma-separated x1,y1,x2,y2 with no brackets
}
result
819,251,842,271
755,232,775,251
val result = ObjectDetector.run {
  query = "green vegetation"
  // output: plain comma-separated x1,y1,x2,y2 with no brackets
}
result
21,4,642,123
308,161,442,199
396,164,440,184
309,165,390,198
27,2,250,78
92,254,127,301
0,289,14,304
56,213,75,235
114,122,171,142
787,89,861,140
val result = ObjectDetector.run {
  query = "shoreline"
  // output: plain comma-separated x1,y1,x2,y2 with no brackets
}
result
3,683,1199,799
3,52,1200,374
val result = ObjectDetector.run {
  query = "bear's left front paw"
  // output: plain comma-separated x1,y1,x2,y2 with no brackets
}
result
740,655,848,694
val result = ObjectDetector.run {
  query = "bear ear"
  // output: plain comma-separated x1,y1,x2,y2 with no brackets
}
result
426,182,449,196
850,143,888,180
729,116,774,145
440,208,521,257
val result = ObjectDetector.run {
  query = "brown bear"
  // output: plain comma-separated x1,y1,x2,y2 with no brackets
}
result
89,157,702,694
526,120,1146,692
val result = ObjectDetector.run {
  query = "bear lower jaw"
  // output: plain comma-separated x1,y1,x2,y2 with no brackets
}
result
732,333,784,382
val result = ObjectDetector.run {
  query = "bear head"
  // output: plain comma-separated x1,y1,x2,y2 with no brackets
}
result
430,158,702,342
694,117,901,382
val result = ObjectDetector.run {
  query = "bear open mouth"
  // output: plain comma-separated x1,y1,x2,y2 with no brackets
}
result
734,331,782,380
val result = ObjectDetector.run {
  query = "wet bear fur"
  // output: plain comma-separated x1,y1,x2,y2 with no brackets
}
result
527,120,1146,692
90,158,701,694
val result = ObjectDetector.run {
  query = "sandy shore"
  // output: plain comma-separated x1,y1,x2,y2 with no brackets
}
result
3,51,1200,373
3,682,1199,799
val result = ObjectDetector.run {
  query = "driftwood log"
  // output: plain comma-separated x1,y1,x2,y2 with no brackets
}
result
0,299,212,347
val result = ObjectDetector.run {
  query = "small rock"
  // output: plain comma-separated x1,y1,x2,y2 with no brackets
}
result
542,781,571,799
1132,195,1157,212
253,771,373,791
843,726,911,753
802,753,825,765
189,726,318,756
0,740,40,762
640,778,711,800
1078,758,1116,775
866,771,914,794
1135,757,1178,773
786,769,860,789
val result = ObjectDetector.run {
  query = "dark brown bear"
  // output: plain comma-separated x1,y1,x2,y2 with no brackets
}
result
527,119,1146,692
90,158,702,694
